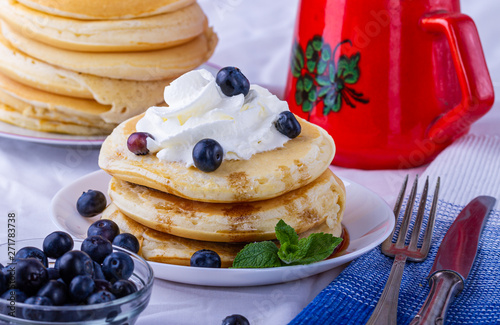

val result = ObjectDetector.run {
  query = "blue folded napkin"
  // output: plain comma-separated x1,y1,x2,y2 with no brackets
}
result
289,135,500,325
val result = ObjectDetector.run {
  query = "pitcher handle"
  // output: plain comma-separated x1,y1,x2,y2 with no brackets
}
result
420,13,494,143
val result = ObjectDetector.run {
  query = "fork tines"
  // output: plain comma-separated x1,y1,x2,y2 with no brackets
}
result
382,175,440,262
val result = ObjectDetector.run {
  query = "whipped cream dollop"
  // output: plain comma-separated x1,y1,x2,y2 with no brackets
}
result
135,69,292,167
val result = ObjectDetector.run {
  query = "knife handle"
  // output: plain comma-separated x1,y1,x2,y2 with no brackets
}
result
409,270,464,325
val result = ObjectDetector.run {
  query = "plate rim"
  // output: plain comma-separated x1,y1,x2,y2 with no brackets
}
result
0,121,107,146
50,169,395,286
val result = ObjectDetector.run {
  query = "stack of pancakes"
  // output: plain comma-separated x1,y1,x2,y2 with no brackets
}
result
0,0,217,135
98,114,346,267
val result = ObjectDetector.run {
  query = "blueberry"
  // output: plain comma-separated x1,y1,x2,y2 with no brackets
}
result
0,268,7,294
0,288,25,317
69,275,95,303
111,279,137,298
105,308,120,322
86,290,116,305
127,132,153,155
1,266,14,294
192,139,223,172
275,111,301,139
81,235,113,264
43,231,74,259
112,233,140,254
56,303,94,322
15,258,48,295
47,267,60,280
77,190,107,218
190,249,221,268
94,279,112,292
57,250,94,284
222,314,250,325
93,261,106,280
1,289,27,303
23,296,54,321
24,296,53,305
54,257,61,269
87,219,120,242
102,252,134,282
15,246,48,267
1,264,13,277
37,279,68,306
216,67,250,97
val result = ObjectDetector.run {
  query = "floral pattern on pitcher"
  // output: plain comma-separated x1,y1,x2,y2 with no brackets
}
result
291,36,369,118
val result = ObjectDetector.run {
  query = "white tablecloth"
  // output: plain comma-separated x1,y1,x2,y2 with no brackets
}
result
0,0,499,324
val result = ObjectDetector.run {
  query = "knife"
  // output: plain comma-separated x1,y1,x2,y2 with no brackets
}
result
409,195,496,325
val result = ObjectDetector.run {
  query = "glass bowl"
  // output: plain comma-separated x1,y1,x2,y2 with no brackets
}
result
0,238,154,325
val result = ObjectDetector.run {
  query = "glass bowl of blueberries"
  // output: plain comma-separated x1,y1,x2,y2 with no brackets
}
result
0,225,154,324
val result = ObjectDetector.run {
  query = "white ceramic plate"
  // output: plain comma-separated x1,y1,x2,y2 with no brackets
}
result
0,63,220,147
51,170,394,287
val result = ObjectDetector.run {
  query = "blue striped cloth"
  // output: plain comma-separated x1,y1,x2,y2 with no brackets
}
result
289,135,500,325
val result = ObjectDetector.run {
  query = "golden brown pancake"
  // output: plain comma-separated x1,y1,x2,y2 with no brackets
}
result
0,103,113,135
103,203,245,267
0,1,208,52
99,115,336,203
0,73,110,121
0,72,121,134
103,203,343,267
15,0,196,20
1,21,218,81
108,169,345,242
0,27,173,123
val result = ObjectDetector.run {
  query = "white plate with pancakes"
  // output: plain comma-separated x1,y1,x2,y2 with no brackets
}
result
50,169,395,287
0,63,220,146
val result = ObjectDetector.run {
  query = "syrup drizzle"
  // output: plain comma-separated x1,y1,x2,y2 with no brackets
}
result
328,224,350,259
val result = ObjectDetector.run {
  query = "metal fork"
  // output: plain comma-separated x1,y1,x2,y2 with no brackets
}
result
366,175,440,325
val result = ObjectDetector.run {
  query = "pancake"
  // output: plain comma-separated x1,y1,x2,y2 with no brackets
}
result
0,73,114,122
103,203,343,267
0,33,173,124
99,115,336,203
15,0,196,20
0,1,208,52
1,21,218,81
0,103,113,135
0,89,115,131
0,27,91,99
0,72,116,134
103,203,245,267
107,168,345,242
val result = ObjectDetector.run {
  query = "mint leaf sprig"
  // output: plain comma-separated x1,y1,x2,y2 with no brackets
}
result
231,220,342,268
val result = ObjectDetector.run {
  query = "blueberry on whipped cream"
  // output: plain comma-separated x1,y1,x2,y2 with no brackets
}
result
135,68,298,172
215,66,250,97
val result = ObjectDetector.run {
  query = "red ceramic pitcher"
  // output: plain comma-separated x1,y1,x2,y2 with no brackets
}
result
285,0,494,169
